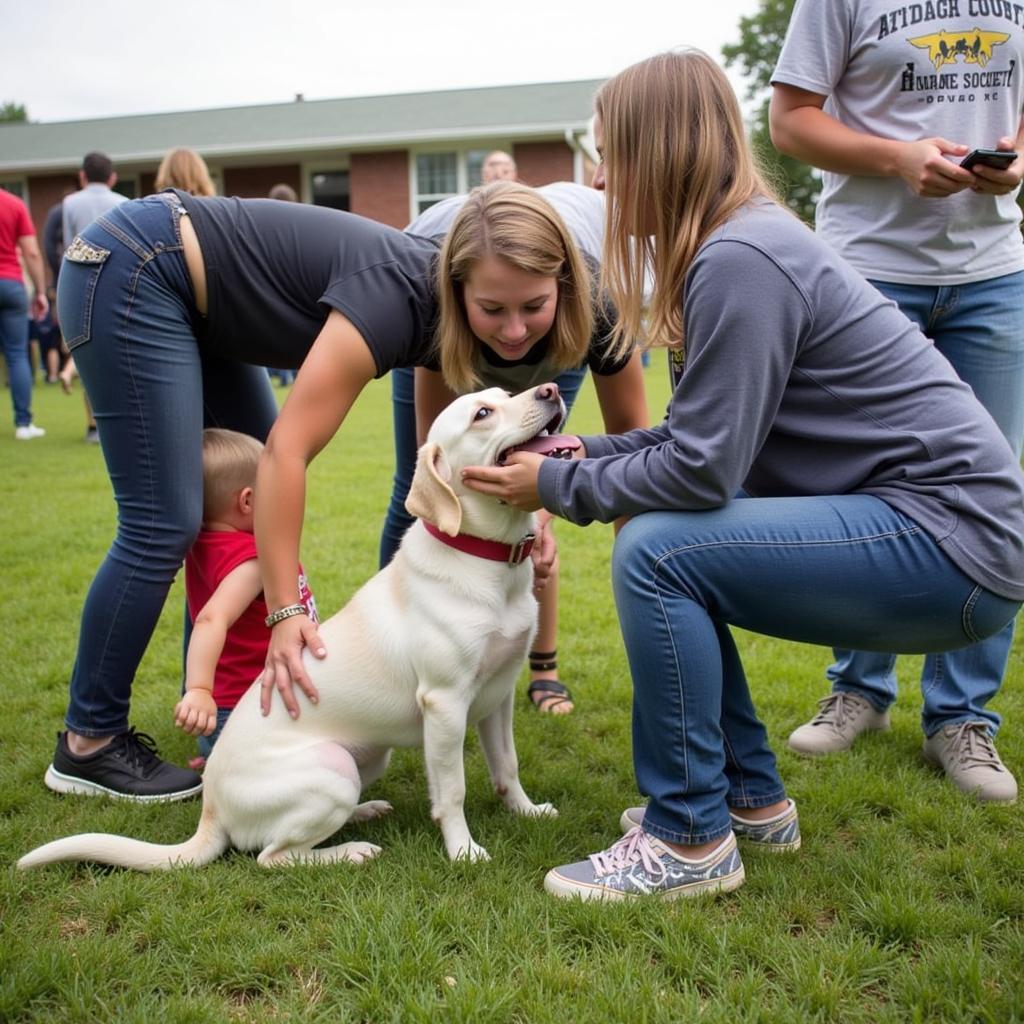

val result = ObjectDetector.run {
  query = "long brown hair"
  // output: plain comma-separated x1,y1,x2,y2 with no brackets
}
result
595,49,778,358
155,147,216,197
435,181,593,393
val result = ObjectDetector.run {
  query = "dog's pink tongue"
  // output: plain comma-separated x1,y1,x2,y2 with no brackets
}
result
506,434,581,459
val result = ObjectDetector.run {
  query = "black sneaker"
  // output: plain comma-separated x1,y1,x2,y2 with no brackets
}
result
44,728,203,803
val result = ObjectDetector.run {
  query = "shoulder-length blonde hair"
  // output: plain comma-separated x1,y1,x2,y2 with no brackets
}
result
155,147,216,197
595,49,778,358
435,181,594,393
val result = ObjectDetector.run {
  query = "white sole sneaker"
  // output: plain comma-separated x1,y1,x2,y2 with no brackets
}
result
44,764,203,803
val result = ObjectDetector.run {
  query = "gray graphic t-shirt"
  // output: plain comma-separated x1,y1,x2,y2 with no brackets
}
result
773,0,1024,284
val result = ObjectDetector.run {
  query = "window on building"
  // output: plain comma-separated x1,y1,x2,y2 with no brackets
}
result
113,179,137,200
1,181,26,199
414,153,457,213
311,171,350,211
412,147,505,214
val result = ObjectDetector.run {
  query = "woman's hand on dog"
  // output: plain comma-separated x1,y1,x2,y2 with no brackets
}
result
260,615,325,718
461,451,547,511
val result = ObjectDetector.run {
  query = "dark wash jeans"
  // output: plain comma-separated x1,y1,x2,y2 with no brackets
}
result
614,494,1021,845
57,193,279,737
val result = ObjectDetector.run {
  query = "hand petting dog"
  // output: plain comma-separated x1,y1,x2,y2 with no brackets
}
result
461,439,585,512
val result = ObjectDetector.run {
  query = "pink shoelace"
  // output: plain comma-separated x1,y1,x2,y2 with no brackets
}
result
589,827,666,881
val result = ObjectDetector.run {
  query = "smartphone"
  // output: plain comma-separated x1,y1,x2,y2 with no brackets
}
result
960,148,1018,171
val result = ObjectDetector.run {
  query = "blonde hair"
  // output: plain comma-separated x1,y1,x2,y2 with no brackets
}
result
595,49,779,358
435,181,594,393
155,147,216,197
200,428,263,523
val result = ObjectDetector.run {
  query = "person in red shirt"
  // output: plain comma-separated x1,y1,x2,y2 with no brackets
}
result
0,188,48,438
174,428,317,762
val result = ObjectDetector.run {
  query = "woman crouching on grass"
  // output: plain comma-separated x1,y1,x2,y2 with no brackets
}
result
461,49,1024,900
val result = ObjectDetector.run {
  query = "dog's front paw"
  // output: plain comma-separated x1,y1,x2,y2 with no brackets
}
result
517,801,558,818
349,800,393,823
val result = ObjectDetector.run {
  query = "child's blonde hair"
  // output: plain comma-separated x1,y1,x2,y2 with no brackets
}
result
595,48,780,358
200,428,263,523
155,147,216,197
435,181,594,393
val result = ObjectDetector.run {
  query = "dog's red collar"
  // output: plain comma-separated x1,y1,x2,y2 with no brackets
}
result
422,521,536,566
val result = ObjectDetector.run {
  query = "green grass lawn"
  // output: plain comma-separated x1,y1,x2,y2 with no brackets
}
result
1,364,1022,1023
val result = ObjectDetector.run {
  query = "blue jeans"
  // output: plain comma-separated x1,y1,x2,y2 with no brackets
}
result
56,194,279,737
831,273,1024,737
614,495,1021,844
0,277,33,427
378,363,587,567
196,707,233,759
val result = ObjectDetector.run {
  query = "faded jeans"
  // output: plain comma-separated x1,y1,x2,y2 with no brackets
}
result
615,495,1020,844
831,273,1024,737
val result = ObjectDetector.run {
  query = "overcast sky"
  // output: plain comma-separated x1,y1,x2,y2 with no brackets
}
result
3,1,765,123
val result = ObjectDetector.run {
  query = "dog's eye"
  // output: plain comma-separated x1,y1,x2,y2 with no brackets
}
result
473,407,492,422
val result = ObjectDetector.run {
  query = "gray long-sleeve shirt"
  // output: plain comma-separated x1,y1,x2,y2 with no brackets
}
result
538,200,1024,601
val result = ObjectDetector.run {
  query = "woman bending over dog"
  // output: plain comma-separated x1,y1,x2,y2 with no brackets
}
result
462,49,1024,900
46,181,636,802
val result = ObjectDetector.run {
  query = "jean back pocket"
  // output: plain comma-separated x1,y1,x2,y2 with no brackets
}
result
58,237,111,350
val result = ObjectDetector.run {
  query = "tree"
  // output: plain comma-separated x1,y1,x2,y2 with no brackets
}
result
0,101,28,123
722,0,820,224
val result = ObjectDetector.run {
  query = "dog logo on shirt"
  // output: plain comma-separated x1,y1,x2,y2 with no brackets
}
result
909,28,1010,69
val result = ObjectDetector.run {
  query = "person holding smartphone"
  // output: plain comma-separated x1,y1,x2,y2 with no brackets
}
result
769,1,1024,802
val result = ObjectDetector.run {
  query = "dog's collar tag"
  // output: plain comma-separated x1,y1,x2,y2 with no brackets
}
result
422,521,535,566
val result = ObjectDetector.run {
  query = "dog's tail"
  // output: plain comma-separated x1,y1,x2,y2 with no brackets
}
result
17,804,228,872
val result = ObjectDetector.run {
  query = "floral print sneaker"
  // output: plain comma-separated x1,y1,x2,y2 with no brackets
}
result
544,827,744,901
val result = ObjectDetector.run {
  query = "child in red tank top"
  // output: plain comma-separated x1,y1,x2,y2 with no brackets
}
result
174,429,317,760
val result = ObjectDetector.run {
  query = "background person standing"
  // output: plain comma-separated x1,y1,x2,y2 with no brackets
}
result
0,186,47,439
770,0,1024,802
60,152,128,443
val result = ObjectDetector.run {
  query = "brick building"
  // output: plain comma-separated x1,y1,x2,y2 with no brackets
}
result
0,80,602,250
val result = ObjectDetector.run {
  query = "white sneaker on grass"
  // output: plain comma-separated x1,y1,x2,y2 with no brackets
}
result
923,721,1018,804
788,691,890,755
14,423,45,440
544,827,744,901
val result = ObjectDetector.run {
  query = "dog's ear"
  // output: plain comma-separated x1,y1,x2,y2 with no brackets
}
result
406,442,462,536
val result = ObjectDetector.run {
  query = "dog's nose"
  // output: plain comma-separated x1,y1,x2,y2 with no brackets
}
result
534,383,560,402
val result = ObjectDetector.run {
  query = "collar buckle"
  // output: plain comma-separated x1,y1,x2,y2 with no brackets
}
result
508,532,536,566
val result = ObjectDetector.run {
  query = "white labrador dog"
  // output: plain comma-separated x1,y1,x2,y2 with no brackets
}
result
20,384,578,872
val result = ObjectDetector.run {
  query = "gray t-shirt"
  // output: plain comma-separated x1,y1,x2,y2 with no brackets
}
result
62,184,127,250
772,0,1024,285
539,200,1024,600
